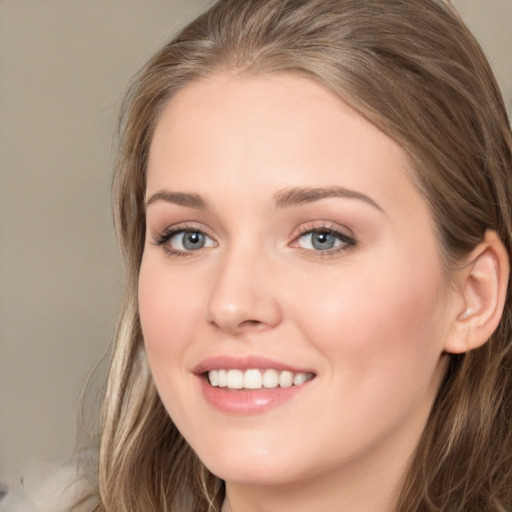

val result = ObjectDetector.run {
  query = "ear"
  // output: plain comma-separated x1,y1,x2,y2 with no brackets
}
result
444,230,509,354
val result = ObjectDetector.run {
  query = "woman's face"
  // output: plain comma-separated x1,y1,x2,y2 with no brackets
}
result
139,73,458,489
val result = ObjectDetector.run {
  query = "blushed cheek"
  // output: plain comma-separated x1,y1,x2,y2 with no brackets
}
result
138,262,189,410
298,261,445,373
140,256,189,322
139,262,190,362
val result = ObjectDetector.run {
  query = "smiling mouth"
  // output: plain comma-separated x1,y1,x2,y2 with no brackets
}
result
207,368,315,390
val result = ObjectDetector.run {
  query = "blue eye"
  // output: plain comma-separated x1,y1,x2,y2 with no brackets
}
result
296,229,354,252
155,228,216,254
172,231,207,251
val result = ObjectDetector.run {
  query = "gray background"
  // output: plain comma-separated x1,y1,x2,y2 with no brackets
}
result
1,0,511,488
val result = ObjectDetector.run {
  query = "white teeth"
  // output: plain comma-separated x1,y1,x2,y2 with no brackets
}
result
209,370,219,386
293,372,309,386
207,368,313,390
227,369,244,389
244,369,262,389
262,369,279,388
279,370,294,388
218,369,227,387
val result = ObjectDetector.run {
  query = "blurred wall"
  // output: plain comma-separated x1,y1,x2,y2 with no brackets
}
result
452,0,512,108
0,0,510,488
0,0,209,487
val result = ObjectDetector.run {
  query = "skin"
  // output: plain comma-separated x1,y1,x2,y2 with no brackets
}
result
139,73,463,512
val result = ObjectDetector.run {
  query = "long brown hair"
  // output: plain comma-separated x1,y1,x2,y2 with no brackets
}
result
92,1,512,510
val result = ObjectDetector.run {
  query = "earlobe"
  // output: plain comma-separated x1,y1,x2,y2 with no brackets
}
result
445,230,510,354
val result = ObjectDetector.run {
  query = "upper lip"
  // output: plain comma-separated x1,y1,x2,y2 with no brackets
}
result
193,355,315,375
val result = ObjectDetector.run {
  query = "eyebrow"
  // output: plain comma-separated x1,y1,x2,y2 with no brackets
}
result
145,190,208,210
145,185,383,213
274,186,384,212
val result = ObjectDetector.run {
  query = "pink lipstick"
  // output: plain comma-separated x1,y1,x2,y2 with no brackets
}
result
194,356,316,414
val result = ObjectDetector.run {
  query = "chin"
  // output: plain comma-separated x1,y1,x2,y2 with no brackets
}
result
209,462,299,487
199,445,303,486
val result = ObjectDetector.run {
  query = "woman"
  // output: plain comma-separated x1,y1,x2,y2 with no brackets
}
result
21,0,510,511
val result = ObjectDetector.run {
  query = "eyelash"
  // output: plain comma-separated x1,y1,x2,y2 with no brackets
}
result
291,222,357,257
151,222,356,258
152,223,216,257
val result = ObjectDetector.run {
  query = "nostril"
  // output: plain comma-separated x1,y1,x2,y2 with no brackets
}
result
240,319,263,328
208,318,267,332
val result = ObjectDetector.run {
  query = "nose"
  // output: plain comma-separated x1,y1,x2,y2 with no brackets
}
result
206,243,283,335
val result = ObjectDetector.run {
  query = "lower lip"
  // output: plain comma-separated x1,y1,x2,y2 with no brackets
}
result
198,376,313,414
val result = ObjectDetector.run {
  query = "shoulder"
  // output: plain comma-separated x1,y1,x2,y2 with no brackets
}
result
0,461,96,512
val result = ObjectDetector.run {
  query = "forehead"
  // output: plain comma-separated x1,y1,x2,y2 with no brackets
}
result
147,72,425,218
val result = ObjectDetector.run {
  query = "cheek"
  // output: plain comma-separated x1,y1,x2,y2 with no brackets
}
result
138,258,203,383
290,249,447,384
277,253,449,465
